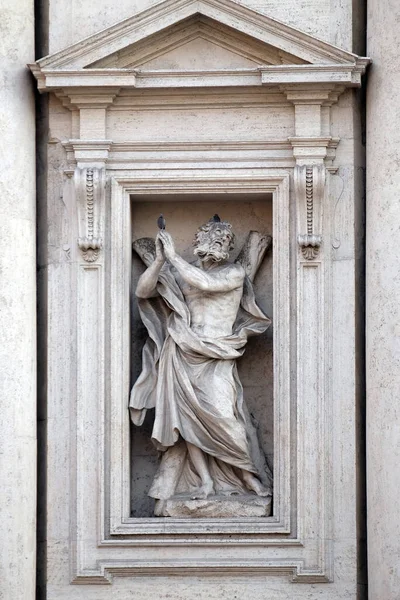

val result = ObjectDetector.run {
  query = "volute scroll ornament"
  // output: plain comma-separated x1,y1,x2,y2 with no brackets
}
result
297,234,322,260
74,167,105,262
294,164,325,260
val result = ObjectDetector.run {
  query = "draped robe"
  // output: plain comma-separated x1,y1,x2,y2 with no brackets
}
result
129,262,272,499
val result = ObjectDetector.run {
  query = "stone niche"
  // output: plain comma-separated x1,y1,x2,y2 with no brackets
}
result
130,194,274,517
31,0,368,596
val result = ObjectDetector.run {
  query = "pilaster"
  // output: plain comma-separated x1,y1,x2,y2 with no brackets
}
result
366,1,400,597
0,0,36,598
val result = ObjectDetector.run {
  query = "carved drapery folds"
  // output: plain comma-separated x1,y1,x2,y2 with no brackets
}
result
294,164,325,260
74,167,105,262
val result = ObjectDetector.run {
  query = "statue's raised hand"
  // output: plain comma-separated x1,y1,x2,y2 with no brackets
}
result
158,230,176,261
155,233,165,263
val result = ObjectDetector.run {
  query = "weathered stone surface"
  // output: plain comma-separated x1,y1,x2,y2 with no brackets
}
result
47,0,358,54
0,1,36,600
367,1,400,598
155,494,272,518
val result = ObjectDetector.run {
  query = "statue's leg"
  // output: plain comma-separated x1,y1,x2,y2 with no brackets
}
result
186,442,215,499
241,469,271,497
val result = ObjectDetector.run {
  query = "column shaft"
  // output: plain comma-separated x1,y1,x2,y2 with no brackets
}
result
366,1,400,597
0,0,36,598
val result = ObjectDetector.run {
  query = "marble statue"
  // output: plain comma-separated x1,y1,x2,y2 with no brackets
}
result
130,217,273,517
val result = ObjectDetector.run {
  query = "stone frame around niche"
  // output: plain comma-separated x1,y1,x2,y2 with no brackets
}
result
109,172,290,537
70,168,335,584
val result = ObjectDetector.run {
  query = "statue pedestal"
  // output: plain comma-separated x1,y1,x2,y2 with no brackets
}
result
155,494,272,518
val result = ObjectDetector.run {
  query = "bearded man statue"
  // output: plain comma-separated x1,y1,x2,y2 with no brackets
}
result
129,217,273,517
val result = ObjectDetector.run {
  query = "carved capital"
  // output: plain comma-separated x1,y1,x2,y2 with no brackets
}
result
74,167,106,262
294,164,325,260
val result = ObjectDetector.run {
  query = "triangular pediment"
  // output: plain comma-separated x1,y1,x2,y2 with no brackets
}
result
89,15,306,71
30,0,369,92
34,0,362,71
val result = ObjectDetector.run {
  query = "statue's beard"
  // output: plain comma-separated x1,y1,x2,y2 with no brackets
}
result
194,241,229,262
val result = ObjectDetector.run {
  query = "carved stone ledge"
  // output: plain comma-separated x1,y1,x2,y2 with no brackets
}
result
288,137,332,162
71,561,331,584
155,494,272,518
64,140,112,166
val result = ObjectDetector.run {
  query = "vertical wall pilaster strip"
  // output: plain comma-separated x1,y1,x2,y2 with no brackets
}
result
109,179,132,532
366,1,400,597
0,0,36,597
73,168,105,578
296,260,330,575
272,176,291,530
294,162,332,578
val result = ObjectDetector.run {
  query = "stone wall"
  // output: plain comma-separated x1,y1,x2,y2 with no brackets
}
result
367,1,400,598
0,0,379,598
47,0,359,53
0,0,36,599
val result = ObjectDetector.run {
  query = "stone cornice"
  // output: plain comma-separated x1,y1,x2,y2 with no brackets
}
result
261,63,368,86
32,63,368,94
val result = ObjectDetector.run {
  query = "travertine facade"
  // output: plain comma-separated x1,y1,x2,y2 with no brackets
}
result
366,1,400,598
1,0,399,599
0,2,36,600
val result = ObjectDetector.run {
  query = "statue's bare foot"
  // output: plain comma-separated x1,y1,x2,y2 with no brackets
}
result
243,472,271,497
191,480,214,500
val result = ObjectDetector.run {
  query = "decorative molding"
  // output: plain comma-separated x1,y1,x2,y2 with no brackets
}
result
71,560,330,585
74,167,106,262
31,64,367,92
64,140,112,165
261,63,366,86
108,172,291,536
63,139,296,170
294,164,325,260
57,89,120,110
111,88,288,110
109,140,293,152
289,138,329,162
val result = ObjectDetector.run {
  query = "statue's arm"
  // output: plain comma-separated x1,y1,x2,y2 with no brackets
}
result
159,230,244,292
135,236,165,298
170,254,244,292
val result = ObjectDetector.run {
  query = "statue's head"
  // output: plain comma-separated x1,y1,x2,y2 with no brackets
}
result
193,218,235,263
